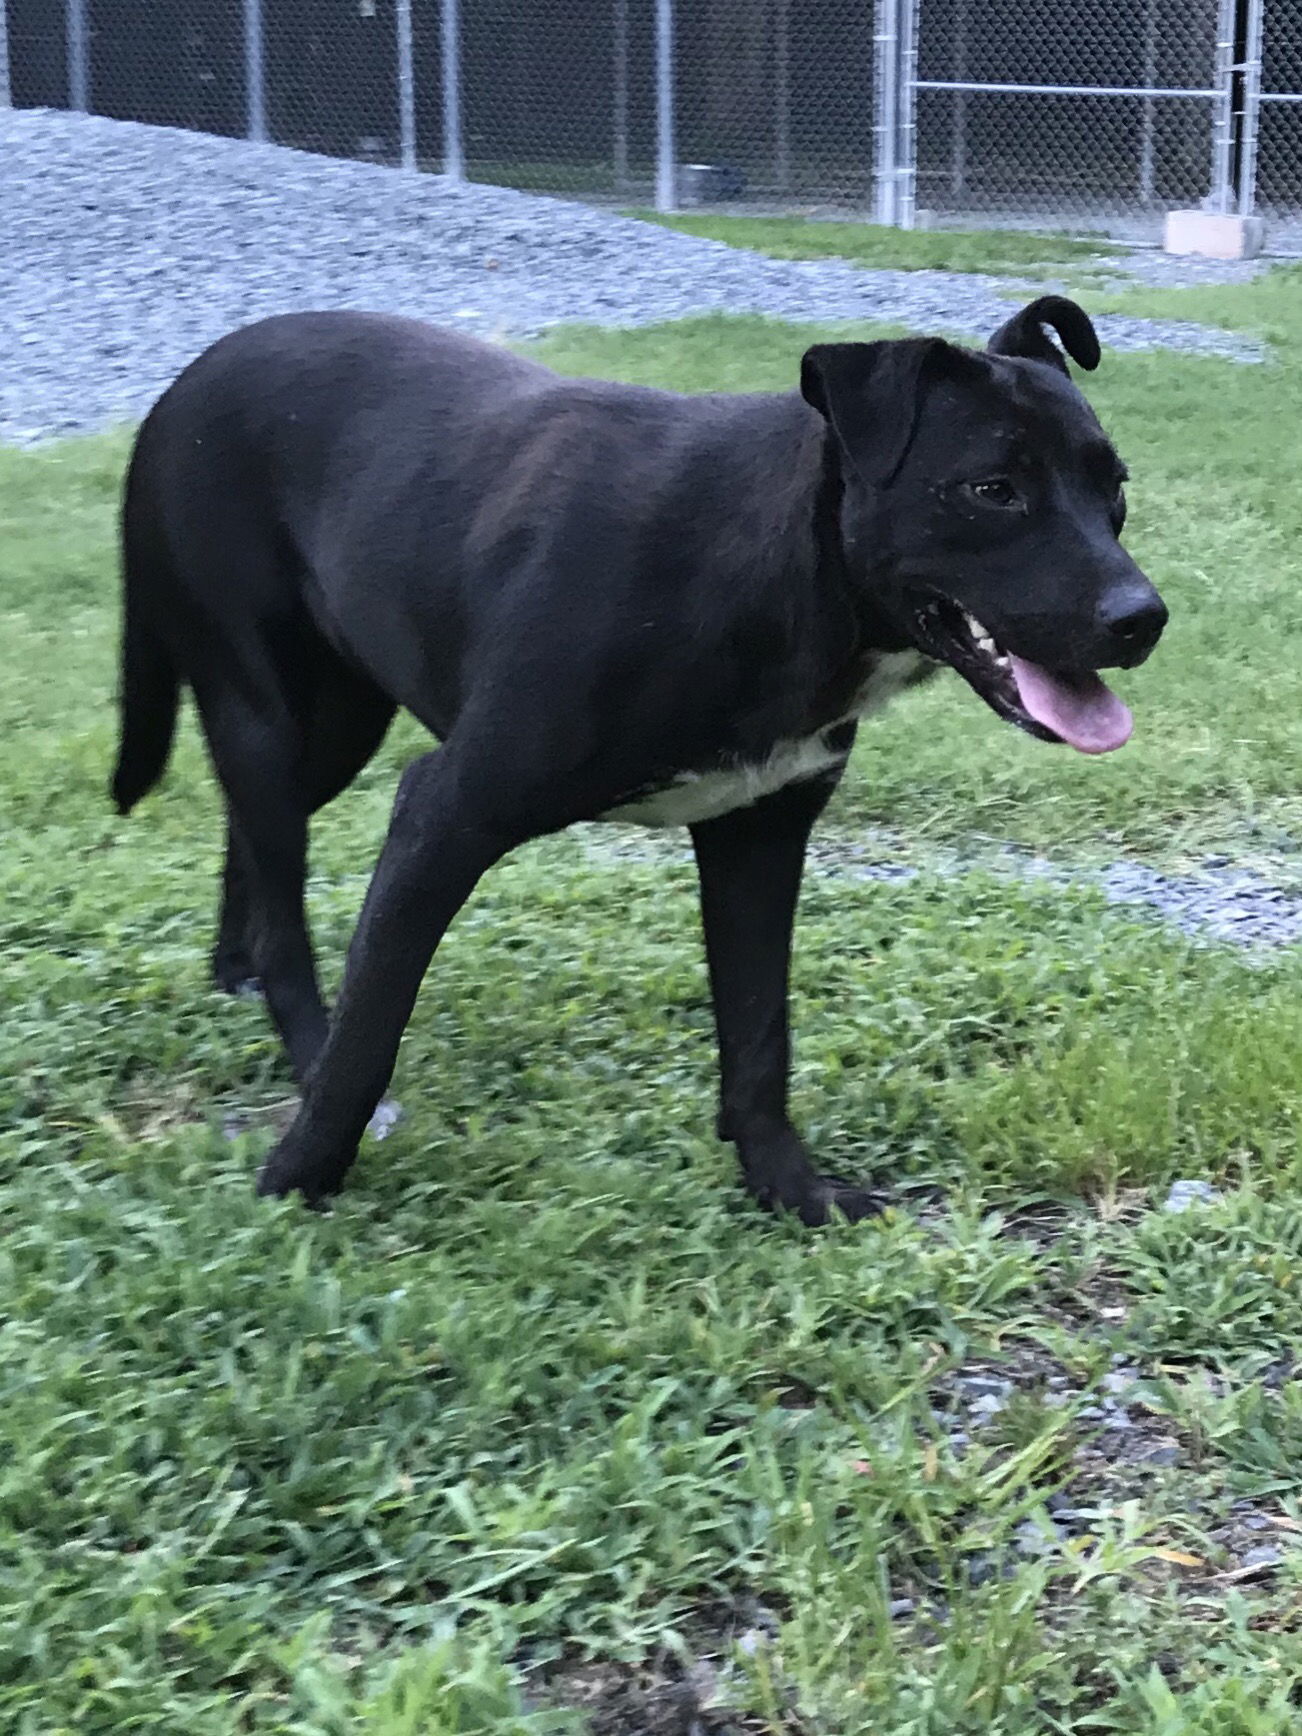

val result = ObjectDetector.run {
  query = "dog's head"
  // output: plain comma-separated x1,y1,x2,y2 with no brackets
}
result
800,296,1166,753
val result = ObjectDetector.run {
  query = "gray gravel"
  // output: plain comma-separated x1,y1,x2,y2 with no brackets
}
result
913,1348,1302,1607
987,850,1302,950
811,837,1302,951
1089,249,1272,290
577,825,1302,951
1094,859,1302,947
0,107,1263,446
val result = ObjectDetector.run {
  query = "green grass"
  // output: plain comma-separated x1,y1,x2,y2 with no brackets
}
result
1092,261,1302,346
4,277,1302,1730
629,212,1111,277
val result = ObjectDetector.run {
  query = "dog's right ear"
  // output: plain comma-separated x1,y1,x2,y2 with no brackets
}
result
801,337,963,488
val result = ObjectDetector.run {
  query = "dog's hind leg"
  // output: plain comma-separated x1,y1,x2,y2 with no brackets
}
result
691,770,883,1228
193,668,331,1084
212,822,260,996
300,658,398,816
211,661,395,1002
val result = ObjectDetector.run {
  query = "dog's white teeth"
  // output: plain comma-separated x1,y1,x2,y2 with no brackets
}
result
961,610,1006,663
964,609,999,654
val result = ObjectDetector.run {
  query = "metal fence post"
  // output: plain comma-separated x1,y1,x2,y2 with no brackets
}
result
441,0,464,180
0,0,11,109
774,0,792,195
950,0,969,197
66,0,89,112
396,0,416,170
873,0,900,224
1208,0,1236,213
898,0,918,228
1138,0,1157,203
613,0,629,193
655,0,676,211
1239,0,1264,216
243,0,266,143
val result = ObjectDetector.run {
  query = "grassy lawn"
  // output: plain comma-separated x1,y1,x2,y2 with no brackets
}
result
628,213,1111,279
4,275,1302,1731
1090,263,1302,346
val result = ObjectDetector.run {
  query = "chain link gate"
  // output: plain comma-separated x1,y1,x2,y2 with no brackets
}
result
892,0,1238,239
1241,0,1302,251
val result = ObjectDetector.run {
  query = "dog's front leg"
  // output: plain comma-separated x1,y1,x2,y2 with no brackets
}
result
691,776,883,1227
256,747,515,1204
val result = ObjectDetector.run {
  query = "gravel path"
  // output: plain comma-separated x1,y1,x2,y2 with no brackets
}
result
826,844,1302,950
0,107,1262,445
1088,250,1271,290
574,825,1302,951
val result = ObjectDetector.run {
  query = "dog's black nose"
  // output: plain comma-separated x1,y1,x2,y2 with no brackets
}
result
1099,584,1168,666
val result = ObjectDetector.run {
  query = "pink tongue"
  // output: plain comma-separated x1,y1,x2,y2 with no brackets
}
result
1008,655,1133,754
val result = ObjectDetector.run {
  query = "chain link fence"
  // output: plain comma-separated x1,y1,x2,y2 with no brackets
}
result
2,1,1301,246
672,1,879,208
1241,0,1302,249
912,0,1234,238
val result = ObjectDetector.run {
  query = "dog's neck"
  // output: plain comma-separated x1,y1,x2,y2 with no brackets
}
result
808,428,917,660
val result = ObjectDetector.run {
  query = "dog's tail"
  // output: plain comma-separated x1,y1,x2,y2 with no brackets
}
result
111,454,181,816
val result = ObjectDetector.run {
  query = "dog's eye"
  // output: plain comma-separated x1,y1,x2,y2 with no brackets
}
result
968,478,1020,509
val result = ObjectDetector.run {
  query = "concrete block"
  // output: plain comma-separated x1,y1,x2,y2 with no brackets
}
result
1163,209,1265,260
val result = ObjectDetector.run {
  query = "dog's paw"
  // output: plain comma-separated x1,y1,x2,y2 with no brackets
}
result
255,1146,334,1208
791,1176,886,1228
213,959,264,999
366,1098,403,1141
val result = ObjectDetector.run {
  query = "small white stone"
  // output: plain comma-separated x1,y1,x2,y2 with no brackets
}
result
1163,1179,1222,1212
367,1099,403,1141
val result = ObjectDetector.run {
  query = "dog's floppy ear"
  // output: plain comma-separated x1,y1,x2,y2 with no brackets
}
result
801,337,956,488
987,295,1101,375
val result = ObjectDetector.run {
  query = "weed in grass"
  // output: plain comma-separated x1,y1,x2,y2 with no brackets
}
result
1117,1190,1302,1363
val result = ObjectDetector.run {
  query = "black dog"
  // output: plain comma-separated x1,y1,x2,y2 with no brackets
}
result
112,296,1165,1225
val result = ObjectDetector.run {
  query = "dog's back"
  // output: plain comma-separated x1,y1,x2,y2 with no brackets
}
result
113,315,549,810
115,311,821,806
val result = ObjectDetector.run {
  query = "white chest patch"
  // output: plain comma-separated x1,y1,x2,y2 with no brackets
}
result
602,650,933,829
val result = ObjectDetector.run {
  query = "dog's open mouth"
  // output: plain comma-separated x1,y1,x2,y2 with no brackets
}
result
912,597,1133,755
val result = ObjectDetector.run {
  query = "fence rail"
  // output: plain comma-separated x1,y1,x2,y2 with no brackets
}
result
2,0,1300,248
